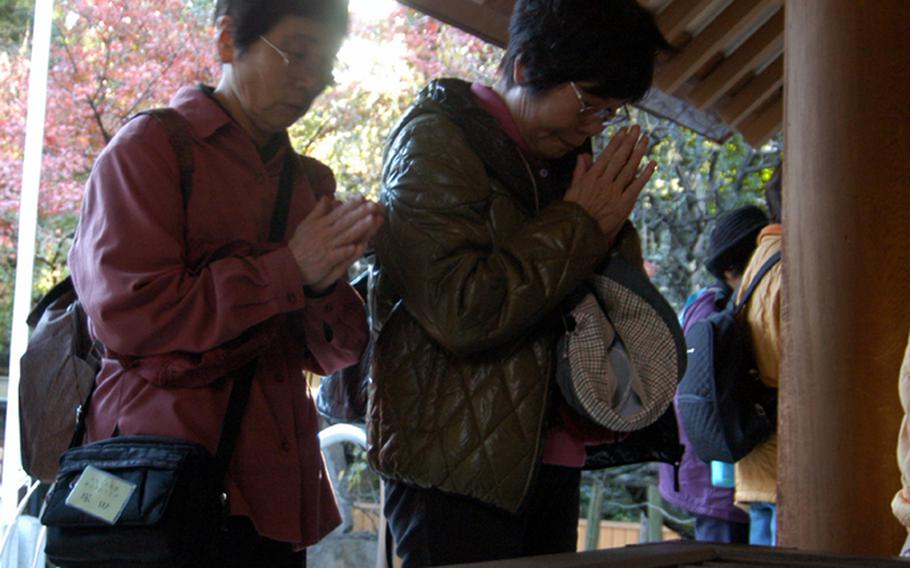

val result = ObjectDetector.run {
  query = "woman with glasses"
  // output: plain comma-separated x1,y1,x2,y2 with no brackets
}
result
67,0,383,565
368,0,668,565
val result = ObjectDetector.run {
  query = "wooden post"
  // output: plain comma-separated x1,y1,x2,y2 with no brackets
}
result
646,485,664,543
781,0,910,555
584,474,605,550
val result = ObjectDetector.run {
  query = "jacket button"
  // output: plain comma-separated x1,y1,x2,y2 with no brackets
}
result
281,441,291,452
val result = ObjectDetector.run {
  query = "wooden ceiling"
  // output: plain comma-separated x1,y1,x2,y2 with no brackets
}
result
396,0,784,147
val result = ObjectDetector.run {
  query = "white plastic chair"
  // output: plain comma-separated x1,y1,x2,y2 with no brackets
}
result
318,423,393,568
0,479,46,568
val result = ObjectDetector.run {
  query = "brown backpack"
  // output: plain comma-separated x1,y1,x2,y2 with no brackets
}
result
19,108,193,483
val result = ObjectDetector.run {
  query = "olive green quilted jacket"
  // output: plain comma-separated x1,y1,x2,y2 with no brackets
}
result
367,79,611,512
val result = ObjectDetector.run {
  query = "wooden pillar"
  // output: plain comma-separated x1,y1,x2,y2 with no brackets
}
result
780,0,910,555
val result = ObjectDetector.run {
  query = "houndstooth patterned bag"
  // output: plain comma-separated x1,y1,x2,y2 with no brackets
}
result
555,256,686,432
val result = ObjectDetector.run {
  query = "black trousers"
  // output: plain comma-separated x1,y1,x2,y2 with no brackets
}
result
383,465,581,567
218,516,306,568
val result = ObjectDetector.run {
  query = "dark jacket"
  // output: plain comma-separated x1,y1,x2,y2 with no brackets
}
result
367,79,610,512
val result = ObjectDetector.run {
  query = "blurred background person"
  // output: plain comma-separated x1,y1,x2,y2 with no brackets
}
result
733,167,783,546
658,205,769,543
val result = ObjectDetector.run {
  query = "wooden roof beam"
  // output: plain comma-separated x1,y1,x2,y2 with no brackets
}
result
688,8,783,108
396,0,510,47
656,0,719,46
739,89,782,147
717,54,783,127
655,0,778,95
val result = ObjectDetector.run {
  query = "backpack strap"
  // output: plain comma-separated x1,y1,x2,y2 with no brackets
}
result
734,251,782,314
137,108,195,208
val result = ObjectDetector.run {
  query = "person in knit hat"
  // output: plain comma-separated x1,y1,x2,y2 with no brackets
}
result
706,205,769,285
733,168,783,546
658,204,769,544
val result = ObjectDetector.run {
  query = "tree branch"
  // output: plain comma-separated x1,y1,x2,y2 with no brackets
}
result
55,19,113,144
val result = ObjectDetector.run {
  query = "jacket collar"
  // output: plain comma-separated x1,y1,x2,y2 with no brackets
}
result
414,78,586,213
168,85,233,141
759,223,783,238
168,85,294,167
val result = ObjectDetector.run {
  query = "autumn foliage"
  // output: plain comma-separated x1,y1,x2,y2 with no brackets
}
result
1,0,216,223
0,0,217,349
0,1,500,351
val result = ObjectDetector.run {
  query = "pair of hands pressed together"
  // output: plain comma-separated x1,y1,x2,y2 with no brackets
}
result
287,127,652,293
564,124,656,244
288,196,385,294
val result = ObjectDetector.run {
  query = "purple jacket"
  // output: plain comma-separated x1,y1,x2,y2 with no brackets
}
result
658,285,749,523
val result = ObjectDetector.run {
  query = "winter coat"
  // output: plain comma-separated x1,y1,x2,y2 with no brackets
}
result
367,79,610,512
733,224,782,504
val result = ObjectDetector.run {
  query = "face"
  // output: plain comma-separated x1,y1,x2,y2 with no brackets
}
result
220,15,343,138
510,77,627,160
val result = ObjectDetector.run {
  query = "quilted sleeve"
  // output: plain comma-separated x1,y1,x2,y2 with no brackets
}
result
375,112,611,357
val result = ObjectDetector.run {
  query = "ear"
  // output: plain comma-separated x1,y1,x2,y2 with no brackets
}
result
215,15,235,63
513,53,527,86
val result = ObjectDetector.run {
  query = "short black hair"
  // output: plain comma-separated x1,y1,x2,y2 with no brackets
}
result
500,0,669,102
214,0,349,55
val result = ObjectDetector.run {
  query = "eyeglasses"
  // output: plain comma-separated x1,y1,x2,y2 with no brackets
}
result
569,81,629,126
259,35,336,85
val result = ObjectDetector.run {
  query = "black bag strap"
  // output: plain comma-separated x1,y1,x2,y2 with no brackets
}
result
212,360,257,476
212,150,295,474
734,251,782,314
269,154,296,241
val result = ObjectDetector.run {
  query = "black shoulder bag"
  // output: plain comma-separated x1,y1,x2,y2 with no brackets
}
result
41,129,297,568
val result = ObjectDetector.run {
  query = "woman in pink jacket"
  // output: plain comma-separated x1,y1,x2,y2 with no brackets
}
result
67,0,383,565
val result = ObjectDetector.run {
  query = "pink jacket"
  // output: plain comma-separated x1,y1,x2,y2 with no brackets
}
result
68,86,367,547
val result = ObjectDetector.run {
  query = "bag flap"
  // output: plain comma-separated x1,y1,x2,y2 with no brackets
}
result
42,437,212,528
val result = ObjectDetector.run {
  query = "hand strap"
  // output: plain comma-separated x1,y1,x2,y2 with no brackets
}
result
734,251,782,314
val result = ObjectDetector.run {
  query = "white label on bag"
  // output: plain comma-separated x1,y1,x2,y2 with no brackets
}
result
64,465,136,524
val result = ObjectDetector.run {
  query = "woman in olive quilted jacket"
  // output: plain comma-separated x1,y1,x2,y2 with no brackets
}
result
367,1,669,565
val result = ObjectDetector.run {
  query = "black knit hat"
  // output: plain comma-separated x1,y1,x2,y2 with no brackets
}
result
705,206,769,280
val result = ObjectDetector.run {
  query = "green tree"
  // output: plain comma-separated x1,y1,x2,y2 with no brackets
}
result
0,0,32,51
627,111,781,310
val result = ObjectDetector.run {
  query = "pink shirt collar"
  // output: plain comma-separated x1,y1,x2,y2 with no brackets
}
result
470,82,532,155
